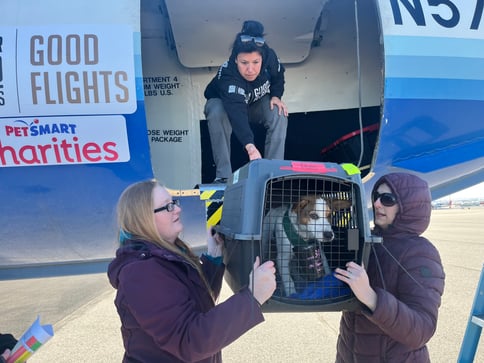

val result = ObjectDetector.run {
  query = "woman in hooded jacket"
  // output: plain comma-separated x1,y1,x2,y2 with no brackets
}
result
334,172,445,362
107,179,276,362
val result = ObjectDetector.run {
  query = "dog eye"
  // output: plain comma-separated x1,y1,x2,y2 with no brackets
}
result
309,212,320,220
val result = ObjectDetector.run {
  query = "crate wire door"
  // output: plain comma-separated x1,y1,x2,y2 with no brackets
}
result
261,176,361,307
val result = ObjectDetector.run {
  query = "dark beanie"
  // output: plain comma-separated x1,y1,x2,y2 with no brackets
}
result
241,20,264,37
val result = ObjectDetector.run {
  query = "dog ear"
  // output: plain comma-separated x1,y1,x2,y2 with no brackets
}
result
330,199,352,211
292,198,311,213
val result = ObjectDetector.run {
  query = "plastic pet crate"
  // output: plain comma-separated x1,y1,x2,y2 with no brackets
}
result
218,159,378,312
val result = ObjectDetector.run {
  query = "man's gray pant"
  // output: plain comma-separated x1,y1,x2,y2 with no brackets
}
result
204,96,288,179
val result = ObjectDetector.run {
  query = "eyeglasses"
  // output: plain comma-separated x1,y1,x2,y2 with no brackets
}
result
154,199,180,213
240,35,265,46
372,191,398,207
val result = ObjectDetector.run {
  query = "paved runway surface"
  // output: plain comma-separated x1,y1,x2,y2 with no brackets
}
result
1,208,483,362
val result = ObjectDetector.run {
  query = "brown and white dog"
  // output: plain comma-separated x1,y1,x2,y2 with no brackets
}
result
261,195,351,296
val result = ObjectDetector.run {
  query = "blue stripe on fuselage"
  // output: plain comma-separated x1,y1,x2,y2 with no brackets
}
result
383,35,484,100
377,98,484,173
385,78,484,100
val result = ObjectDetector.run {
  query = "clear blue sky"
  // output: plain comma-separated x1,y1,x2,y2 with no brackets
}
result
444,182,484,199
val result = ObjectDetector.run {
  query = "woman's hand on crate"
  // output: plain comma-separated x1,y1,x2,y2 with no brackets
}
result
249,256,277,305
207,226,224,257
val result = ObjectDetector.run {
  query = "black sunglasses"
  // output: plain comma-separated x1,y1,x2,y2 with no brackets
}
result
240,35,265,46
154,199,180,213
372,191,398,207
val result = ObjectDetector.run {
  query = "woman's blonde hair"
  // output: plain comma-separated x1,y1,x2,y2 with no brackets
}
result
116,179,214,298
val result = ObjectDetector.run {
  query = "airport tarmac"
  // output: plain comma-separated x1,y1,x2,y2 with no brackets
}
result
1,207,483,362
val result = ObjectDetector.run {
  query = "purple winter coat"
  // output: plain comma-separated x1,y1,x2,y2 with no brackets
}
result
107,241,264,363
336,173,445,362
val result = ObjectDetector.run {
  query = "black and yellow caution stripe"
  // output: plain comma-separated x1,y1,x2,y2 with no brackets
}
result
200,187,225,227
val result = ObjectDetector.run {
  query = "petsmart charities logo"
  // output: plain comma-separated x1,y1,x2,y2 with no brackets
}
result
0,115,130,167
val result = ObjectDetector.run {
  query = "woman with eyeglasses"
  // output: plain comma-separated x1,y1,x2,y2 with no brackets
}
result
107,179,276,363
333,173,445,362
204,20,288,183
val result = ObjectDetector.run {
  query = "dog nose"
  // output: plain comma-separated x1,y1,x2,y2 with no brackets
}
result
323,231,334,241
